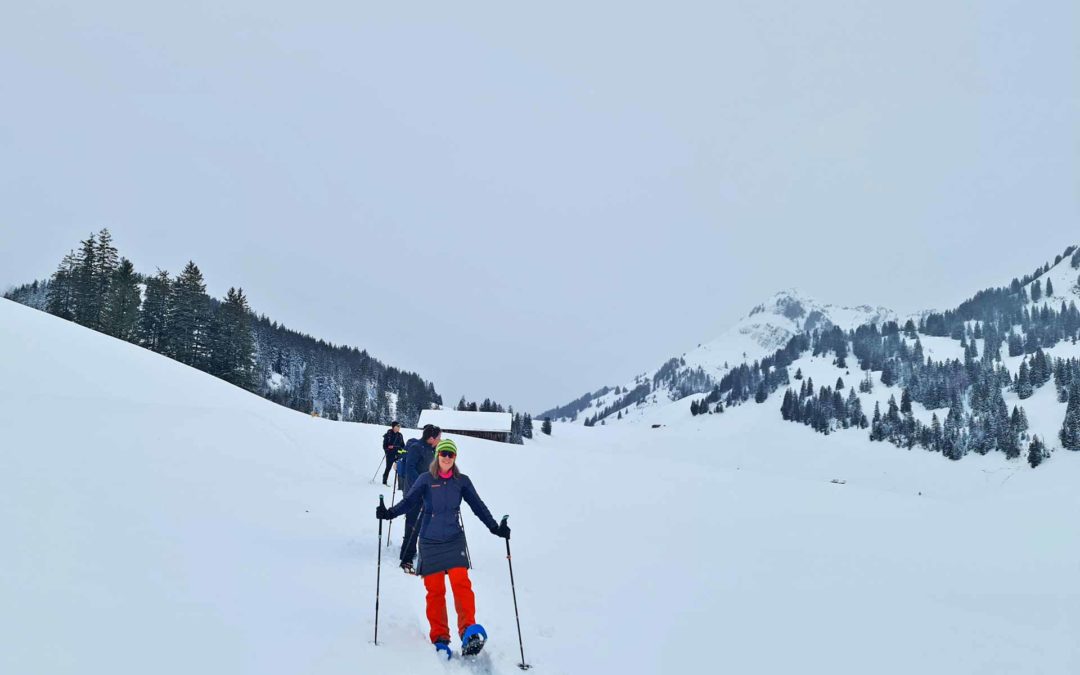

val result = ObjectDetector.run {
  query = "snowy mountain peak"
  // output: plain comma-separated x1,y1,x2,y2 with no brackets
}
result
744,289,895,336
747,288,813,321
542,289,896,423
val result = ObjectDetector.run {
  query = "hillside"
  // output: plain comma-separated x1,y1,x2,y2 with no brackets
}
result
547,246,1080,469
3,296,1080,673
3,231,441,426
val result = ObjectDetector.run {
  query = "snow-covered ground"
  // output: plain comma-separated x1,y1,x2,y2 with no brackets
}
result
3,297,1079,674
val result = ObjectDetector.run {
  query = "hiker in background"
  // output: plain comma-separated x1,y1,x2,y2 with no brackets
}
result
396,424,440,573
381,421,405,487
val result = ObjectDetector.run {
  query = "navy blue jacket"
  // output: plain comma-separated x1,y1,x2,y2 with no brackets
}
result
401,437,434,494
387,471,499,542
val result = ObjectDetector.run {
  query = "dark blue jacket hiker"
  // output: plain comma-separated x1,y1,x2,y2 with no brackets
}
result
397,425,439,570
376,437,510,654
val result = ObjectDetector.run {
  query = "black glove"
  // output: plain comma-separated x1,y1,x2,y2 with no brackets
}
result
376,503,390,520
491,521,510,539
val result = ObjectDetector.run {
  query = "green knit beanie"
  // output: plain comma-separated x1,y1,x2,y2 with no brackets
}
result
435,438,458,456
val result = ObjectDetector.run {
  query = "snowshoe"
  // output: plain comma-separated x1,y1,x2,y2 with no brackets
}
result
461,624,487,656
434,639,453,660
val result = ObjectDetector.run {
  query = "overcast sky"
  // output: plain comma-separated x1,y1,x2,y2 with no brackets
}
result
2,1,1078,413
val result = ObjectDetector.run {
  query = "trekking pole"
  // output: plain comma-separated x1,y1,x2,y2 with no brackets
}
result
501,516,531,670
374,495,385,645
369,455,385,484
386,465,399,547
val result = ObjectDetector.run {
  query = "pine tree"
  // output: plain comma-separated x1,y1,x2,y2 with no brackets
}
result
1027,435,1047,468
846,388,863,428
523,413,534,439
1046,278,1054,297
880,360,896,387
103,258,141,341
870,402,883,441
1031,279,1042,303
1016,361,1033,399
94,228,120,300
859,370,874,393
541,417,552,436
794,368,803,380
1060,383,1080,450
45,250,78,320
754,382,767,403
167,261,212,369
930,413,943,451
780,389,793,420
900,388,912,414
139,269,172,352
208,287,256,388
72,232,100,328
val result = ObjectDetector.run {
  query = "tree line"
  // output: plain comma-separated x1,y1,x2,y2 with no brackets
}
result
5,230,441,426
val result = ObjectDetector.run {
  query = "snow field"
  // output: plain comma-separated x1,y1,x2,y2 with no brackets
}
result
2,297,1079,674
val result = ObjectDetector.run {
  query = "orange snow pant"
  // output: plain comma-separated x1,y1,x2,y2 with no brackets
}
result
423,567,476,643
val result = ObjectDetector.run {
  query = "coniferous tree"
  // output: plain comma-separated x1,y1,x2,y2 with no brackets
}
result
1007,332,1024,357
859,370,874,393
1060,384,1080,450
1027,435,1048,468
1016,361,1033,399
541,417,552,435
1010,405,1029,437
208,287,256,388
523,413,534,439
103,258,141,341
167,261,212,369
45,250,78,320
1031,279,1042,303
846,388,863,428
72,232,100,328
94,228,119,299
900,388,912,414
880,360,897,387
139,269,172,352
930,413,943,451
1046,278,1054,297
870,402,883,441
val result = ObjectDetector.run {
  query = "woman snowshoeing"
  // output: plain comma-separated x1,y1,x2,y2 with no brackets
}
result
376,437,510,658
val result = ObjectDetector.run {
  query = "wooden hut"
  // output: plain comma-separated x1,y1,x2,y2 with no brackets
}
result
417,409,513,444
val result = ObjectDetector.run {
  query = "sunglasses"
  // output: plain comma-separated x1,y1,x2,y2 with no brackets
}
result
438,450,457,458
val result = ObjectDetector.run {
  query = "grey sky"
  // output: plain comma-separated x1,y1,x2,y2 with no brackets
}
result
2,1,1077,413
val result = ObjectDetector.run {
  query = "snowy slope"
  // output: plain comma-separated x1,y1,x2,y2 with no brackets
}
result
545,289,894,423
3,297,1080,674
